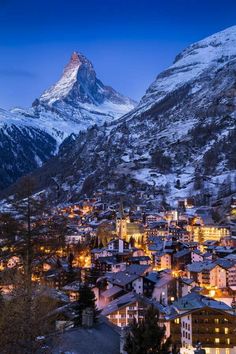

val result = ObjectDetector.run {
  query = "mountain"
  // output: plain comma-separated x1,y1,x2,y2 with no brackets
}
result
12,52,136,144
19,25,236,205
0,52,136,189
0,108,57,190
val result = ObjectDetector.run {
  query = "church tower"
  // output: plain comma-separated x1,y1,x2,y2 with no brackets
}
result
116,199,127,240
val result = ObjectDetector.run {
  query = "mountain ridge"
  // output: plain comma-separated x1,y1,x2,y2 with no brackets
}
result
12,51,136,144
0,52,136,189
12,25,236,205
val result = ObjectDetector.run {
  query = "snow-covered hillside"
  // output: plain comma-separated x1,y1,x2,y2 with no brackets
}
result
136,25,236,115
0,108,57,189
23,25,236,205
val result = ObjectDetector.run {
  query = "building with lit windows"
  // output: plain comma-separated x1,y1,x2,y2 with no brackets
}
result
116,204,145,244
187,225,230,243
167,292,236,354
186,261,227,289
101,292,165,327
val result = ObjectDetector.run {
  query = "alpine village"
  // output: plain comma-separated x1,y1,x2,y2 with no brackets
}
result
1,12,236,354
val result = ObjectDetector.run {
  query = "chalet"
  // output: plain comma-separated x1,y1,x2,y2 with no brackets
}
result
62,281,81,301
167,292,236,354
154,251,172,270
215,258,236,287
128,255,151,265
173,249,191,271
105,264,154,297
43,268,71,289
177,277,197,298
101,292,164,327
107,238,131,253
94,256,126,274
146,221,169,237
186,261,227,289
147,270,176,304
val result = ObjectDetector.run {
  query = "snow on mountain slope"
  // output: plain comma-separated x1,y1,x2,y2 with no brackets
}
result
0,108,57,189
20,25,236,205
0,52,136,189
40,52,84,105
136,25,236,115
12,52,136,144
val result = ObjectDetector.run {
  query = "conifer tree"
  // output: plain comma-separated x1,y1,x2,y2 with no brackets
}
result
0,176,67,353
124,305,172,354
74,284,98,326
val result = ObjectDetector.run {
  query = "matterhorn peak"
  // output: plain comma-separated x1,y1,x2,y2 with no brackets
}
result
39,50,136,110
65,51,93,70
71,51,80,62
39,52,84,105
65,51,82,68
39,51,99,105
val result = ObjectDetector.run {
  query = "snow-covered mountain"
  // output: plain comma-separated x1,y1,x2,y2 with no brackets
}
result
22,25,236,205
0,52,136,188
0,108,57,190
137,25,236,114
12,52,136,144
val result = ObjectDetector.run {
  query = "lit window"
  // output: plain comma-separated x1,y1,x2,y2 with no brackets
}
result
215,328,220,333
227,338,230,345
225,327,229,334
215,338,220,344
214,319,219,324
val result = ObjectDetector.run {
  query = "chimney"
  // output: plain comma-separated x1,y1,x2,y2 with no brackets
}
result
82,308,94,328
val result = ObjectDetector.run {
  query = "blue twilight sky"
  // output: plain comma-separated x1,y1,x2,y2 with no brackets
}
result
0,0,236,109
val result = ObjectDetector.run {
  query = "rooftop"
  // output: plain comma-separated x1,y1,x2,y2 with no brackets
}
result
171,292,232,314
101,292,163,316
174,249,191,259
187,261,216,272
51,318,120,354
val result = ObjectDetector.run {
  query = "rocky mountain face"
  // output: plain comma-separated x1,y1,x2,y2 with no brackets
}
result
22,26,236,205
0,109,56,190
12,52,136,144
0,53,136,189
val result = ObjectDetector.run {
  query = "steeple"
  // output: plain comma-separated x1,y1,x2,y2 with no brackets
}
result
117,198,127,240
119,198,125,219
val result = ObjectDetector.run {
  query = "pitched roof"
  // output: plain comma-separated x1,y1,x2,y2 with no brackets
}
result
215,258,236,269
171,292,232,313
180,277,195,285
187,261,216,272
107,271,140,287
101,286,124,298
62,281,81,291
174,249,191,259
125,264,150,276
96,256,118,265
129,256,151,262
106,264,150,287
50,318,120,354
101,292,163,316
